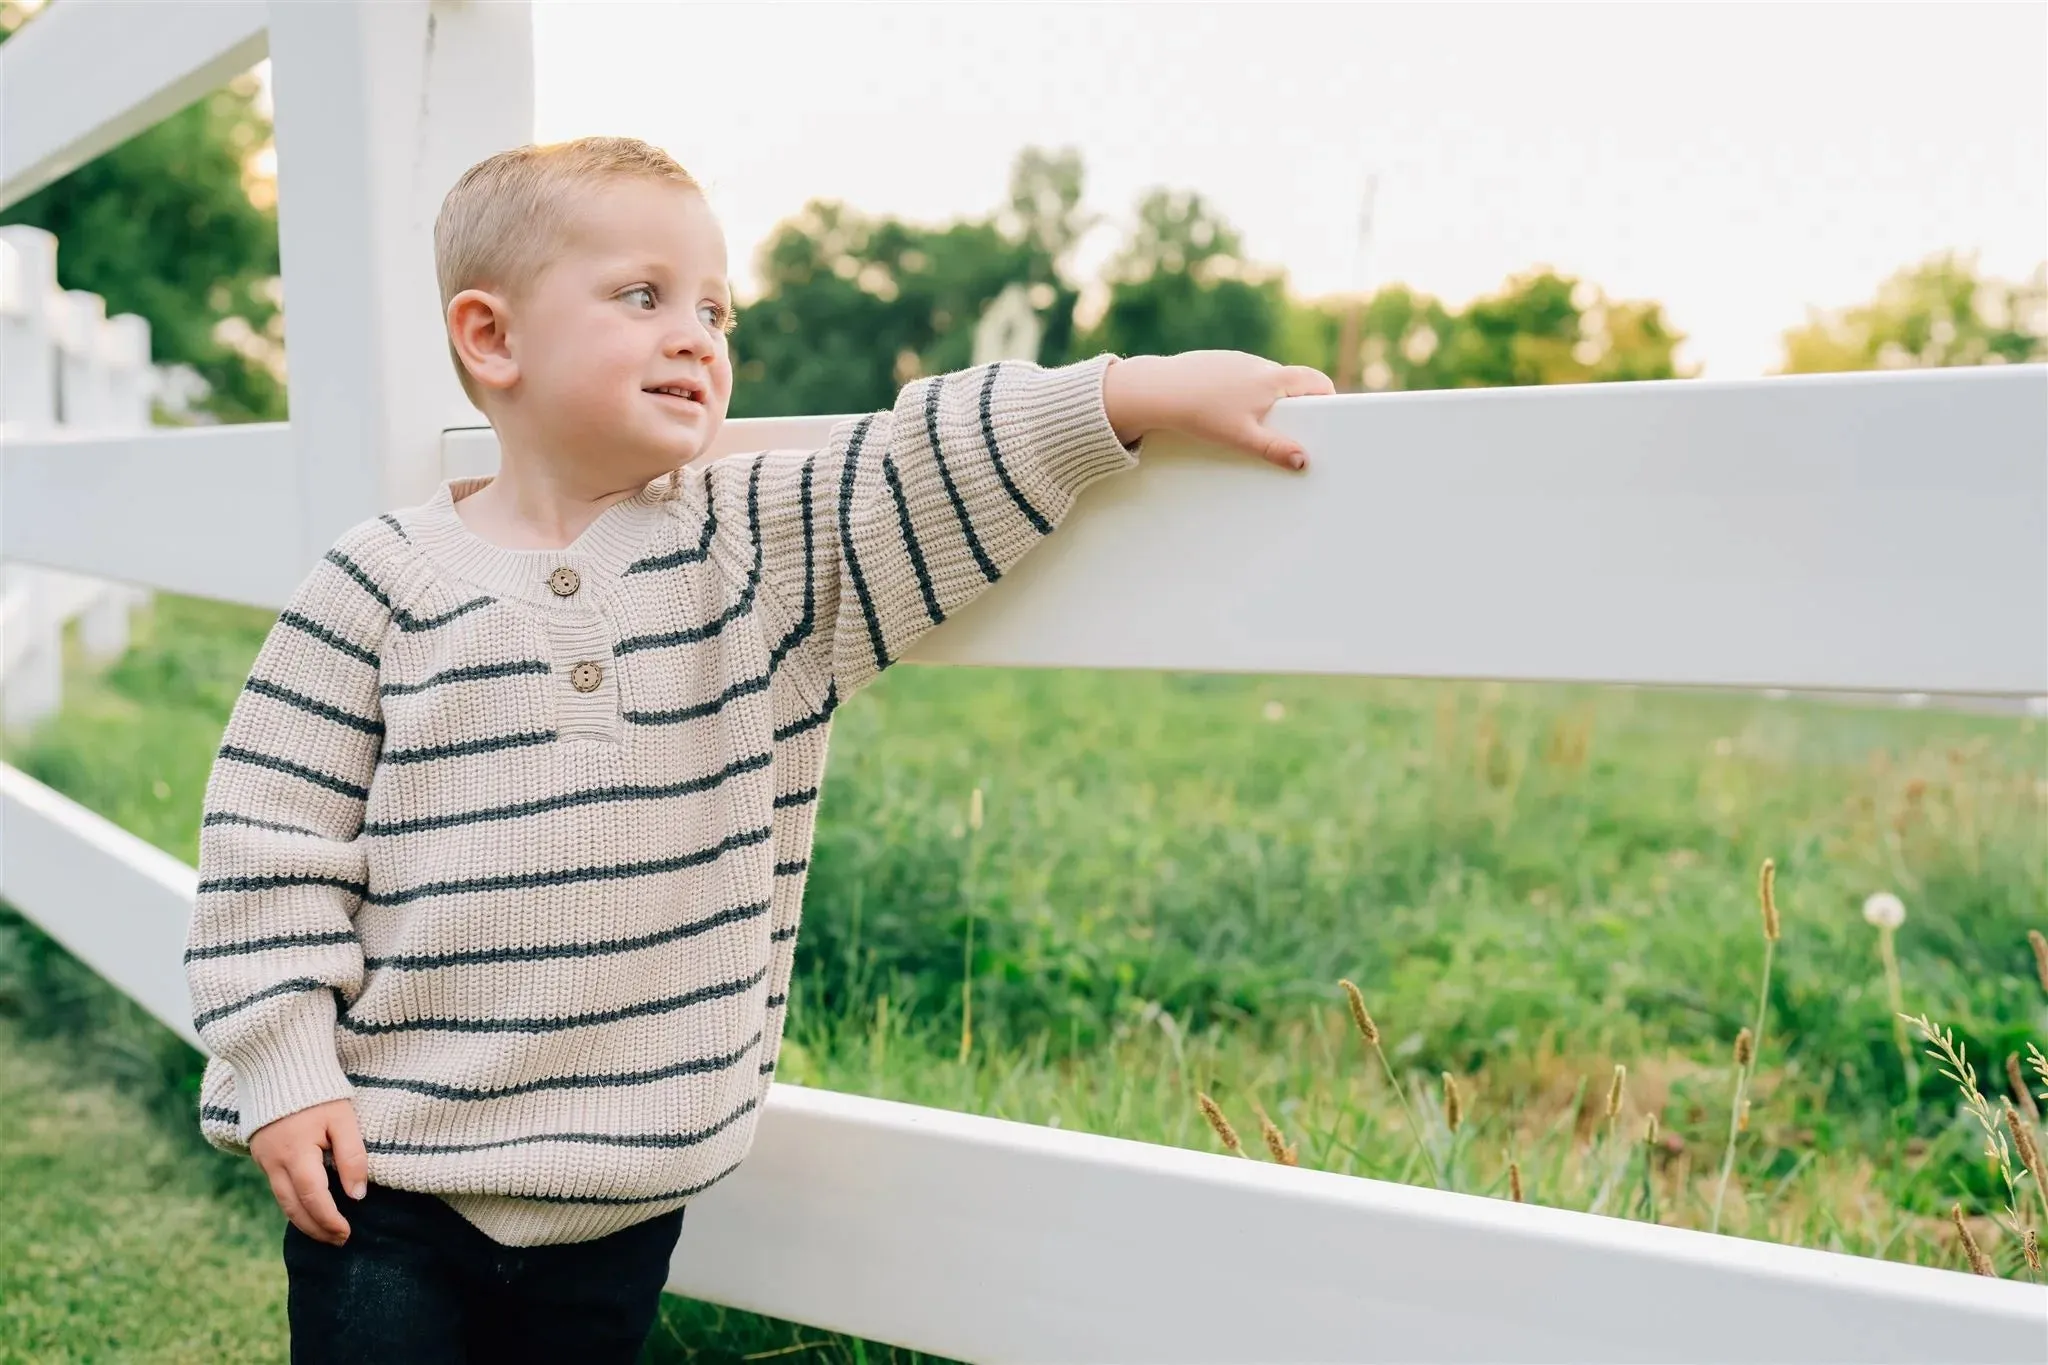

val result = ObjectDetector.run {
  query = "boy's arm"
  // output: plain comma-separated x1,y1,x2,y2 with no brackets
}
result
747,354,1138,701
736,350,1331,703
183,525,392,1144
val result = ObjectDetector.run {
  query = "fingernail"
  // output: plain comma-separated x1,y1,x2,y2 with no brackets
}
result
1291,453,1308,470
349,1181,367,1200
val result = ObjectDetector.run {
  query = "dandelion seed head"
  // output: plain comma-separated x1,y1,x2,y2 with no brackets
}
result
1862,892,1906,930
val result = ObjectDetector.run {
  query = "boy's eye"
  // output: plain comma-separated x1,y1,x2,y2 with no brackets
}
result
621,285,657,310
698,301,732,333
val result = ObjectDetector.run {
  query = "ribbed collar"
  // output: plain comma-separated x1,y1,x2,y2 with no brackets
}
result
406,475,675,605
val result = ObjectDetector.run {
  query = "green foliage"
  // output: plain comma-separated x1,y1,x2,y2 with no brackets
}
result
730,150,1085,418
1776,250,2048,374
729,149,1712,411
1075,188,1290,361
0,7,284,422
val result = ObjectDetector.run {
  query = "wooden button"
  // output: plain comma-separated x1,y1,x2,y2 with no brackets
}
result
569,661,604,693
548,566,581,597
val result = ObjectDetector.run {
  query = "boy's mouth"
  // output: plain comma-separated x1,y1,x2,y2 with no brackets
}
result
645,381,707,411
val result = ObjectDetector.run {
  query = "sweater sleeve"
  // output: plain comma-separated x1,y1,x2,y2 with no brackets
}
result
743,353,1137,702
184,523,393,1143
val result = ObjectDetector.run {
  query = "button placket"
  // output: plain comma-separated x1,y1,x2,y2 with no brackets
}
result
548,566,581,598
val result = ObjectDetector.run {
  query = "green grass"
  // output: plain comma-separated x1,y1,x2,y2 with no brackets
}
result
2,590,2046,1358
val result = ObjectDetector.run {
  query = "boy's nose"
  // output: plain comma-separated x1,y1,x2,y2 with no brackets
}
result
664,320,716,358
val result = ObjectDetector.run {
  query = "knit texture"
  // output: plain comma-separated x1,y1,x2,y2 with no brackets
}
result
185,356,1136,1246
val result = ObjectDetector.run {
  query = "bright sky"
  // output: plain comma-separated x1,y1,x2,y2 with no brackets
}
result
534,1,2045,378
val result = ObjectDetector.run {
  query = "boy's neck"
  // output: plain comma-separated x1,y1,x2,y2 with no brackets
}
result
453,447,662,552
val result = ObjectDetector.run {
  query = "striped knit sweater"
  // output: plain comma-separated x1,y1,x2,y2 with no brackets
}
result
185,355,1135,1247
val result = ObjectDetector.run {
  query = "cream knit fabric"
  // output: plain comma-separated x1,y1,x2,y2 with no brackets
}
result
185,355,1135,1246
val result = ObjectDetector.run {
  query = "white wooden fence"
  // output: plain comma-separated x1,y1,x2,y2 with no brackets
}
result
1,4,2043,1361
0,223,156,731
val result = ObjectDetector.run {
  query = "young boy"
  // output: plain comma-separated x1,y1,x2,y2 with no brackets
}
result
183,136,1330,1363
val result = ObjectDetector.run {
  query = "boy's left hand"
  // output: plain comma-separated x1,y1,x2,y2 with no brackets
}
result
1103,351,1335,470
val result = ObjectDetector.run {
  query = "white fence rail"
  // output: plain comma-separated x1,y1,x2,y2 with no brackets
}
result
1,3,2043,1360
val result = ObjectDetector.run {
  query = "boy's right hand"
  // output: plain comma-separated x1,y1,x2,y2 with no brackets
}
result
249,1097,369,1245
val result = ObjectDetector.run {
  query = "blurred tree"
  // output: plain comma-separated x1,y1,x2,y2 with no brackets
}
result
731,148,1085,417
1296,269,1696,390
1775,250,2047,373
0,3,285,422
1074,189,1289,362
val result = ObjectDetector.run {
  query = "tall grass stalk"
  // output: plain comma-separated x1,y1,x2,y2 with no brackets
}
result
1340,979,1443,1188
958,787,983,1065
1712,858,1780,1235
1907,1011,2036,1279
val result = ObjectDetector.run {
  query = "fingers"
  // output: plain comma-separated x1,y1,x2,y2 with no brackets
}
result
1278,365,1336,398
265,1163,318,1241
329,1106,370,1204
289,1150,352,1245
1240,418,1307,471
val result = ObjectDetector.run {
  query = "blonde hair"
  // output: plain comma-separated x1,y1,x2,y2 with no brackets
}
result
434,136,703,405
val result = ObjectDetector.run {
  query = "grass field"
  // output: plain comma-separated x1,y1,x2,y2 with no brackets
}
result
2,590,2044,1361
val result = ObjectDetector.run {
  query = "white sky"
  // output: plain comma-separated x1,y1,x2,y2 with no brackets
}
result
532,1,2046,378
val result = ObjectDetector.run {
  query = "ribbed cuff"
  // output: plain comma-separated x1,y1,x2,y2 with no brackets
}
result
988,354,1141,519
226,988,354,1143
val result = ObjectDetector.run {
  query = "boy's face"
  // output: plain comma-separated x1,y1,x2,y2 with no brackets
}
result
502,178,735,472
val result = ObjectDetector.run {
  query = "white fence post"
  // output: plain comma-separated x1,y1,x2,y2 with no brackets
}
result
267,0,533,561
0,224,153,732
0,225,58,430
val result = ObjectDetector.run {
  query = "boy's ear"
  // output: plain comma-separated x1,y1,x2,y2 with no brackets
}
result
447,288,518,393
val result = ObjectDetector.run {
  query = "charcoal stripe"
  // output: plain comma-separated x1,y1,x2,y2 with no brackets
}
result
347,1031,763,1102
378,513,410,543
837,416,890,672
924,378,1000,583
616,457,764,655
362,752,771,836
279,611,379,668
200,1104,240,1124
381,659,551,696
382,729,556,765
626,494,718,573
338,964,767,1035
361,827,771,907
364,1095,757,1156
881,450,944,626
773,859,807,877
624,671,769,726
216,745,370,801
394,597,493,632
765,993,786,1009
771,683,838,742
324,549,394,609
193,977,328,1030
769,925,797,942
362,900,769,970
197,872,367,897
514,1155,748,1206
977,364,1053,535
202,811,326,837
244,677,383,736
766,453,818,674
184,930,358,963
772,787,817,810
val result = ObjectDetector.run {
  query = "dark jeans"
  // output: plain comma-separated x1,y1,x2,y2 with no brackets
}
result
283,1165,685,1365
